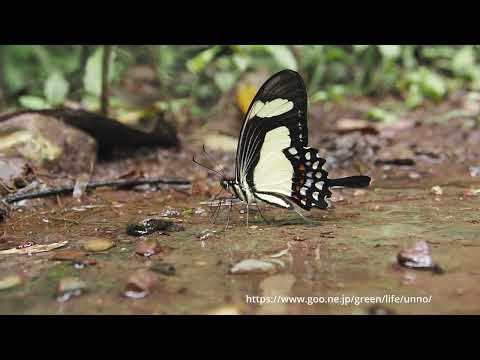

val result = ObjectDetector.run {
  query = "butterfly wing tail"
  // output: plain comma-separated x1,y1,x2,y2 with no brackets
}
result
327,176,371,188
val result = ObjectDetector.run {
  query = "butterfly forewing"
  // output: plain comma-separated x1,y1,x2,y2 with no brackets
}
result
235,70,308,185
233,70,338,211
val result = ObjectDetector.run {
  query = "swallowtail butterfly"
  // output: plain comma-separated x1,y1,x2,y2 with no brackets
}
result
199,70,371,221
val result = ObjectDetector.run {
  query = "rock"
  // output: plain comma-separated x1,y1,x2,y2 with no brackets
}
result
135,239,164,257
83,238,115,252
431,185,443,195
126,218,184,237
123,270,157,299
151,262,176,276
56,277,87,302
367,305,396,315
0,113,97,174
397,241,434,269
0,156,34,195
469,166,480,177
229,259,283,275
0,274,23,290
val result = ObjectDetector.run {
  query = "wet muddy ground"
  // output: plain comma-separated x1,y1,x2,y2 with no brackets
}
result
1,99,480,315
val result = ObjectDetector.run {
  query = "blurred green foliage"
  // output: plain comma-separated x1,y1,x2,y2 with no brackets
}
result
1,45,480,116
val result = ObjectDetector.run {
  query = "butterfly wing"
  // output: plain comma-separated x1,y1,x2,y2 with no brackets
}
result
235,69,367,211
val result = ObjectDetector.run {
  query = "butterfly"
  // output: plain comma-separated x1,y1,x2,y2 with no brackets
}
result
196,69,371,224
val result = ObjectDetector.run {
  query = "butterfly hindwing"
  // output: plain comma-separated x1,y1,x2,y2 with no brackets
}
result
283,146,332,210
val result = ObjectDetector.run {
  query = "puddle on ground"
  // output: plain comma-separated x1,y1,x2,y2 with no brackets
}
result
1,181,479,315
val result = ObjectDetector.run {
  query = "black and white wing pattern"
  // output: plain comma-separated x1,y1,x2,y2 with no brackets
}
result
235,69,370,211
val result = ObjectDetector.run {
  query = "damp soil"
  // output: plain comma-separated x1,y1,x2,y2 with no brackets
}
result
1,99,480,315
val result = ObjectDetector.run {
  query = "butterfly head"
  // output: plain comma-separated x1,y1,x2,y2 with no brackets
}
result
220,178,236,195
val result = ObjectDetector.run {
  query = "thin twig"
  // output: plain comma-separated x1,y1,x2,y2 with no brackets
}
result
101,45,113,116
0,47,6,109
2,177,191,204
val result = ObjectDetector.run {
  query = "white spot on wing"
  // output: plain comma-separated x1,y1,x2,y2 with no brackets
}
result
288,148,297,155
313,192,319,200
312,161,319,169
305,153,311,160
315,181,324,190
300,187,307,196
305,179,313,187
247,100,265,120
255,99,294,118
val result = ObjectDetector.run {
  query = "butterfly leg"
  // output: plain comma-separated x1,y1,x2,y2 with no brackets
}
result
225,199,233,232
256,203,271,225
246,203,250,229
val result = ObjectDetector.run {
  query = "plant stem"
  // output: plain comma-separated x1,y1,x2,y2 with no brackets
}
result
0,47,6,109
3,177,191,205
101,45,113,115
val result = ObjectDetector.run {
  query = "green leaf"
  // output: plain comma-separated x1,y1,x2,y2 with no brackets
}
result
19,96,50,110
186,46,222,73
310,91,328,103
366,107,396,122
353,45,371,52
378,45,401,60
214,72,236,92
265,45,298,71
83,47,116,97
405,84,424,108
44,72,69,106
452,46,475,78
419,69,446,100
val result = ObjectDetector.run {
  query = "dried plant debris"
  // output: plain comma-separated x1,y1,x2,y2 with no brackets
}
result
0,241,68,255
126,218,184,236
397,241,444,274
51,250,97,267
375,158,415,166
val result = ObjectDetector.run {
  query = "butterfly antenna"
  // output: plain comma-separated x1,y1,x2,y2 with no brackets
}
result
202,145,226,178
192,155,224,178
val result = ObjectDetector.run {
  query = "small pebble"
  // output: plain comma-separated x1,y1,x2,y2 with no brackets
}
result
56,277,87,302
151,262,176,276
230,259,281,275
123,270,157,299
431,185,443,195
83,238,115,252
397,241,433,269
0,274,23,290
135,239,164,257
